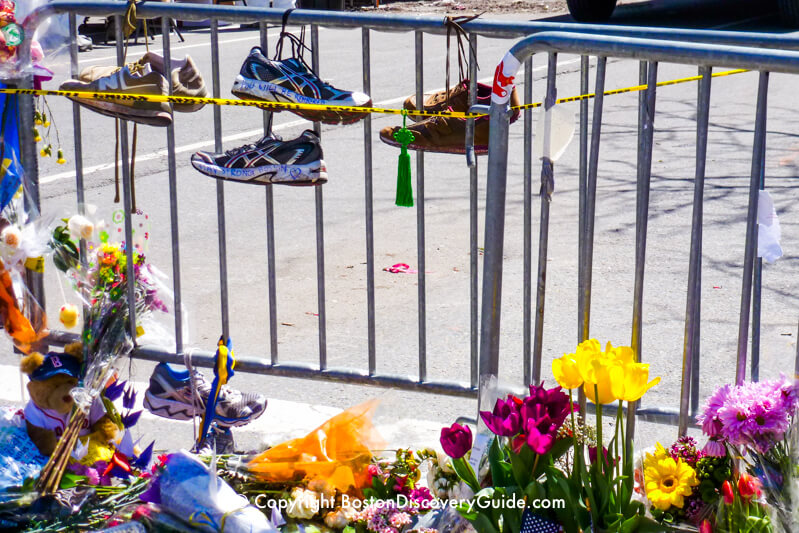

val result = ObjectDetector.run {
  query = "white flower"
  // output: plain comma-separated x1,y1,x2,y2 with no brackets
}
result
67,214,94,241
71,438,89,461
286,488,321,520
324,506,357,530
1,226,21,249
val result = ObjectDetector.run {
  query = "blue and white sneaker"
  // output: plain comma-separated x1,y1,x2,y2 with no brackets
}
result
143,362,267,428
191,130,327,186
231,46,371,125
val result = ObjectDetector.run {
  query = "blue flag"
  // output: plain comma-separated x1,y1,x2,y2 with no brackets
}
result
0,84,21,212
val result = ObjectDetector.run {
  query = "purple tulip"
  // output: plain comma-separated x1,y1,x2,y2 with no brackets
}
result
480,396,523,437
104,380,126,402
524,418,557,455
526,383,574,427
440,423,473,459
588,446,618,467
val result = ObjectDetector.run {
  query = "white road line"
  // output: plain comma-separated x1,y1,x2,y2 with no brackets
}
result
40,56,581,185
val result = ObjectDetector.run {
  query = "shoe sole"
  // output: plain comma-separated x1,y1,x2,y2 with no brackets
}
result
143,390,266,428
191,158,328,186
379,132,488,156
68,96,173,127
232,76,370,126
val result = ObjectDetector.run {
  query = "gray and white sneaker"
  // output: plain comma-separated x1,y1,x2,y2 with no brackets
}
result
194,426,237,455
143,362,267,428
191,130,327,186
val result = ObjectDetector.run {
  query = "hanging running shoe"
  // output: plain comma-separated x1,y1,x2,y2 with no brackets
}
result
231,46,371,125
380,81,520,155
403,79,521,123
191,129,327,186
59,62,172,127
79,52,208,113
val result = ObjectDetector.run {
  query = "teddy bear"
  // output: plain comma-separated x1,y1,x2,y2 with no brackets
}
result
20,342,120,458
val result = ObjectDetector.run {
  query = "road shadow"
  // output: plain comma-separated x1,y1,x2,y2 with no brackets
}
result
538,0,784,30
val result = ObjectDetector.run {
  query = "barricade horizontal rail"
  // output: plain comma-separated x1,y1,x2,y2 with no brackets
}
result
17,1,799,436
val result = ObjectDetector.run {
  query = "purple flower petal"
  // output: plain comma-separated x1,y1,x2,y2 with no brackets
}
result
104,380,126,402
122,385,137,410
121,410,143,428
132,441,155,470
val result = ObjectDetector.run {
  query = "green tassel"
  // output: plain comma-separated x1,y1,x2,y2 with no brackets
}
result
394,113,414,207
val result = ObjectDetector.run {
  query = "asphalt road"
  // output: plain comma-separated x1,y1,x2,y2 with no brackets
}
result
2,3,799,453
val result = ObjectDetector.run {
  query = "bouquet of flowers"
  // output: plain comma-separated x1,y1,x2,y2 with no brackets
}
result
38,210,170,494
696,377,799,532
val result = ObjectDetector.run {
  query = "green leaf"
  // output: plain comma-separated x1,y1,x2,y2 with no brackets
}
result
452,456,481,493
488,437,514,488
59,472,86,489
469,512,500,533
509,448,532,489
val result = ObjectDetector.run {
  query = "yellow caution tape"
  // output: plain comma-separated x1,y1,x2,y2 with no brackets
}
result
0,68,749,119
24,256,45,273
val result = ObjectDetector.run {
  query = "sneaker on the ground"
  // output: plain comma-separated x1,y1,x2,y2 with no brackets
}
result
379,109,490,155
143,362,267,428
194,425,237,455
231,46,371,125
191,129,327,186
403,79,521,123
59,63,172,127
79,52,208,113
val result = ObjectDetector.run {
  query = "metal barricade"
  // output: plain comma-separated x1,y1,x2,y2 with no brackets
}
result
16,1,799,436
481,33,799,436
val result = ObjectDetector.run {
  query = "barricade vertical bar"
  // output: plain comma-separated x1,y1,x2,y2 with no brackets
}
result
795,318,799,377
751,132,766,382
736,71,769,386
532,53,557,384
115,16,137,341
311,24,328,371
69,15,85,209
162,17,183,353
579,55,607,416
469,34,479,389
260,23,273,134
363,28,377,376
577,55,588,349
678,66,712,436
260,22,279,365
690,68,706,414
415,30,427,382
18,43,44,337
627,61,658,444
523,56,533,387
478,69,514,409
210,19,230,340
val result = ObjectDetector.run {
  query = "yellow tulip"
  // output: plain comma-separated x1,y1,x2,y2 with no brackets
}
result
574,338,603,383
552,353,583,389
583,358,617,404
605,342,635,366
610,362,661,402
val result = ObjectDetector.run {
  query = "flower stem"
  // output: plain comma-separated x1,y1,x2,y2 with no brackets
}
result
595,385,603,475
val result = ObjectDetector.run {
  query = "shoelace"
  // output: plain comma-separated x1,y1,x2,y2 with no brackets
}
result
222,135,280,157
